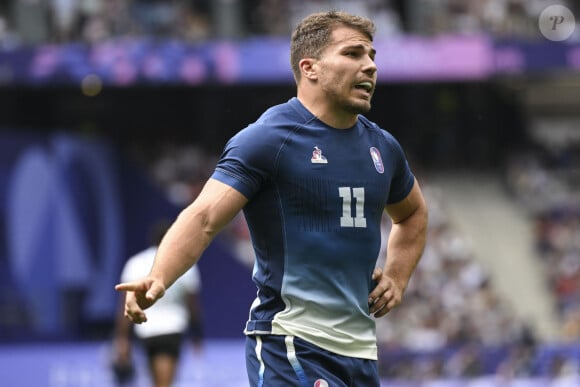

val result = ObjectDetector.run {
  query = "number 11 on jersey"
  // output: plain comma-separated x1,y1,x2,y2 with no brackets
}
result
339,187,367,228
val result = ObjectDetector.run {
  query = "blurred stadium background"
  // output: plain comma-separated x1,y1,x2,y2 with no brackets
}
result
1,0,580,386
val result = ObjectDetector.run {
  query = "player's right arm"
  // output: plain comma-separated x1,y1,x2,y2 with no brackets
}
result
115,178,248,324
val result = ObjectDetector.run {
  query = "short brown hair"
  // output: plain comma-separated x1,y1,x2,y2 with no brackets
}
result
290,11,376,83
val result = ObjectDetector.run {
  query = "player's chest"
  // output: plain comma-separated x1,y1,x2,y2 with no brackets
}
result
276,135,392,184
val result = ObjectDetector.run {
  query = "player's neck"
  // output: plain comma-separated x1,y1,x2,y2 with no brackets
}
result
296,93,358,129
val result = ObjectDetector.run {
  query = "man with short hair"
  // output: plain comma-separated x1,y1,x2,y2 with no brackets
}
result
116,11,427,386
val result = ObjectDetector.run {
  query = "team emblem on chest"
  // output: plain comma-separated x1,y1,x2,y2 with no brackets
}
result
369,147,384,174
311,146,328,164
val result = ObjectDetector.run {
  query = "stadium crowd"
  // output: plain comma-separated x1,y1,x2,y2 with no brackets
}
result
0,0,578,48
1,0,579,381
506,143,580,344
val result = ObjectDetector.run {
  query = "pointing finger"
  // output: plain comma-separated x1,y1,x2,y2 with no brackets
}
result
115,281,145,292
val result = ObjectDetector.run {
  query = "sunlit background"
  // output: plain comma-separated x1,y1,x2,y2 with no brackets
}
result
1,0,580,386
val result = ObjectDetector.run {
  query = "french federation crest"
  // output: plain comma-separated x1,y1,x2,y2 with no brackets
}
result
369,147,384,174
311,146,328,164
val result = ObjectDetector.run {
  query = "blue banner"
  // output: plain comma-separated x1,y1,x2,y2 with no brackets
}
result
1,37,578,86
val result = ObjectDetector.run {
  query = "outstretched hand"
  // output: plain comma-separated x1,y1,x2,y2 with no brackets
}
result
368,267,404,318
115,278,166,324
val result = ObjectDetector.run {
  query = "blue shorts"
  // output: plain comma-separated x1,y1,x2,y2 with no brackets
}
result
245,334,379,387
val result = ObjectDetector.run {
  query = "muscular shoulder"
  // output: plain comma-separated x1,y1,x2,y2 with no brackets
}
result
233,100,306,144
224,99,310,164
213,99,310,197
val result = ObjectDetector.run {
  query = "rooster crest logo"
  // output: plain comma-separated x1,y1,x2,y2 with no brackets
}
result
311,146,328,164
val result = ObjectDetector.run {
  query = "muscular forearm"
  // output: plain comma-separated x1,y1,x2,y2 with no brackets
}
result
151,205,215,289
149,178,248,290
384,202,428,291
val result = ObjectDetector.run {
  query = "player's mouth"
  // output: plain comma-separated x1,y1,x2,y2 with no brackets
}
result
354,81,374,96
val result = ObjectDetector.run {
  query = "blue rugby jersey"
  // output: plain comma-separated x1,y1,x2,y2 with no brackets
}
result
211,97,414,360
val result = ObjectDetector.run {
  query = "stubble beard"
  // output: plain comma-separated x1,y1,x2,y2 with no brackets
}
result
346,99,372,115
325,86,373,116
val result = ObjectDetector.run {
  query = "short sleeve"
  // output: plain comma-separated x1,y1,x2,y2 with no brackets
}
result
211,123,281,199
385,134,415,204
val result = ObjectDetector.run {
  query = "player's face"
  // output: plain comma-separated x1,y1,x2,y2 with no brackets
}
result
316,26,377,117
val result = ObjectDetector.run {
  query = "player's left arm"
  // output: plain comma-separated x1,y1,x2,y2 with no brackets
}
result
369,178,428,318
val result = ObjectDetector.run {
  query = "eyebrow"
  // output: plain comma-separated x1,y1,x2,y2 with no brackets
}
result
342,44,376,57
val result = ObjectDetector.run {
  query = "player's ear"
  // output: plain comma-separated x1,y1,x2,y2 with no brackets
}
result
299,58,318,80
